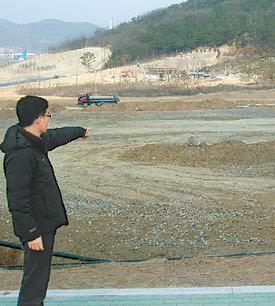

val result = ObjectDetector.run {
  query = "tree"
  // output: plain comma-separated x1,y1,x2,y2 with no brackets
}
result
54,0,274,67
80,52,96,73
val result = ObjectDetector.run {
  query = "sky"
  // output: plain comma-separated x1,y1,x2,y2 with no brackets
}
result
1,0,186,27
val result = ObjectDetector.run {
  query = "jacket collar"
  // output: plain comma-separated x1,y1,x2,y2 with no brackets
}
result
18,125,47,153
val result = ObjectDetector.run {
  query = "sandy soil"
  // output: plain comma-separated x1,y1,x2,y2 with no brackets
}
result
0,88,274,290
0,45,256,89
0,47,111,79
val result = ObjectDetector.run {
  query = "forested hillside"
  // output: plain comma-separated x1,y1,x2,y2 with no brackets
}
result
50,0,275,67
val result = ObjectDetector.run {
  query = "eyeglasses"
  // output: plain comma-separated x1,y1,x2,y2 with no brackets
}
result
41,114,51,118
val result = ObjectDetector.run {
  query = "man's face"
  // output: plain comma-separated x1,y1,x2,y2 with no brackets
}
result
39,108,51,134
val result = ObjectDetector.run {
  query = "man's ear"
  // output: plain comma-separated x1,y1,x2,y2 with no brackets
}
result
34,116,41,125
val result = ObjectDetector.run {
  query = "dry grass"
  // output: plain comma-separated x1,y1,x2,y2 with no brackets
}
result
17,81,275,98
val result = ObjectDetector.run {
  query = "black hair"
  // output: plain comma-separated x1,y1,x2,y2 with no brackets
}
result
16,96,49,127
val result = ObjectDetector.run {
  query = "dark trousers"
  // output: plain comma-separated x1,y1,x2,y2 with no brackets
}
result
18,231,56,306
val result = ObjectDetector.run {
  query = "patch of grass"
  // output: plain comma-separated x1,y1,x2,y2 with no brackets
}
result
17,82,275,98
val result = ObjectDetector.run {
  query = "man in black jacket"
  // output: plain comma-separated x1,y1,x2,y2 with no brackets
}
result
0,96,90,305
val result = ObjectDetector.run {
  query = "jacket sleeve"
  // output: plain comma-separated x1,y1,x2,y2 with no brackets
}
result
4,149,42,243
43,127,86,151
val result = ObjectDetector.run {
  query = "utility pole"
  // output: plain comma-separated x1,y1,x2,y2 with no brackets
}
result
109,16,114,30
94,69,97,94
76,64,78,85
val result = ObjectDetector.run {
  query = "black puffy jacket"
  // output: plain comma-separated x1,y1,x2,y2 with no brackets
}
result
0,124,86,243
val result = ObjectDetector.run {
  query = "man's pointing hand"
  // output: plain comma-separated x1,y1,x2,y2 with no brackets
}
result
83,128,93,140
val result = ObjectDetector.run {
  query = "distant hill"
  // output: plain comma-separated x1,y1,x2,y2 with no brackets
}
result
0,19,99,53
53,0,274,68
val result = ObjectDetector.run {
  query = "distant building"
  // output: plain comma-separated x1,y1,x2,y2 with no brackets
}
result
147,67,178,80
22,50,27,60
190,71,211,78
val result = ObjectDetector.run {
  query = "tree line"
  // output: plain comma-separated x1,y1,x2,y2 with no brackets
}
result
49,0,275,68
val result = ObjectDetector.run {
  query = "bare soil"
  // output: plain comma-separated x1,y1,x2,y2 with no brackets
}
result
0,45,261,90
0,255,274,290
0,88,274,290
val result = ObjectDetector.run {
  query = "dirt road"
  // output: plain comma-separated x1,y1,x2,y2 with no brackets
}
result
0,89,274,289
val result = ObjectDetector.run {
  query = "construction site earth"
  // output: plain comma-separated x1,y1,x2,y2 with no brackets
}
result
0,88,274,290
0,46,274,289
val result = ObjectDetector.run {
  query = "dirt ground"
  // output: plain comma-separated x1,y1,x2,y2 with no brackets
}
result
0,45,257,88
0,87,274,290
0,255,274,291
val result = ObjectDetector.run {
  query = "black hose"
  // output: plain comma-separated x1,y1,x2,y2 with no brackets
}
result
52,250,110,262
0,240,110,262
0,240,23,251
0,262,100,269
1,240,274,269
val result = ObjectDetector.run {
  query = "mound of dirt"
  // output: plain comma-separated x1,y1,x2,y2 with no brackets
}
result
0,47,110,79
121,140,275,170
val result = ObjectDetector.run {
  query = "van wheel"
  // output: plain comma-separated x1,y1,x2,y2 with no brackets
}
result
83,103,89,108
